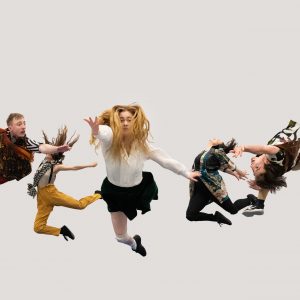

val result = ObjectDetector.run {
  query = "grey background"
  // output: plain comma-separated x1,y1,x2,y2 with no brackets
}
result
0,1,299,299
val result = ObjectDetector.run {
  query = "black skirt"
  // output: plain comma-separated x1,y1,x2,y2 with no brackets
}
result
100,172,159,220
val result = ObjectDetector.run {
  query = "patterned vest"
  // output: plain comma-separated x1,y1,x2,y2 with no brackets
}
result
0,128,33,181
277,140,300,173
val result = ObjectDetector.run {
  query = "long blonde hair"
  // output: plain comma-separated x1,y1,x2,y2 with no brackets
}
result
91,104,150,159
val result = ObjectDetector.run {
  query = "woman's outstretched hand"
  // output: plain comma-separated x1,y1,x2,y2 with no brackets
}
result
188,170,201,182
234,169,248,180
230,145,245,158
84,117,100,136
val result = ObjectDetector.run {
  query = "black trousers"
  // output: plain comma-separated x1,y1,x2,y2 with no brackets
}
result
186,179,251,222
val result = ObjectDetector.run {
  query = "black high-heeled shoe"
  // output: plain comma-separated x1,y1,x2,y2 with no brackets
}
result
214,211,232,226
60,225,75,241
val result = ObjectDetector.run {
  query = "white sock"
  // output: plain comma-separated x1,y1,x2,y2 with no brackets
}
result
116,233,137,250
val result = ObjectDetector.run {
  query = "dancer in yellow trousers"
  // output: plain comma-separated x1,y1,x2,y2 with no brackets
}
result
28,126,101,241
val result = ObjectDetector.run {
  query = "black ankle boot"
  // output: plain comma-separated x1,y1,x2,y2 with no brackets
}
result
60,225,75,241
214,211,232,226
132,235,147,257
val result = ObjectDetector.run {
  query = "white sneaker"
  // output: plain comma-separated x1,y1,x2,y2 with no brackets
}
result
242,205,264,217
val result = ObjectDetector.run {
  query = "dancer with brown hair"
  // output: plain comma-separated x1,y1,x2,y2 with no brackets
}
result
28,126,101,241
186,138,252,226
85,104,199,257
231,120,300,216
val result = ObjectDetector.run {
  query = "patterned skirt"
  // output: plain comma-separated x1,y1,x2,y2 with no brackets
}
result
267,120,300,171
268,120,300,145
100,172,159,220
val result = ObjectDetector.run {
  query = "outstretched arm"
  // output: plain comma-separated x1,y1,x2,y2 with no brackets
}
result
230,144,280,157
39,144,71,154
216,149,248,180
148,146,199,182
225,168,248,180
54,162,98,173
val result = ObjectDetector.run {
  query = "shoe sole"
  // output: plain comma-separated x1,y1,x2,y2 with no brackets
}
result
242,210,264,217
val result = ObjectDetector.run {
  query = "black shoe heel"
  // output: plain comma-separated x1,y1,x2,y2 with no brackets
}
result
60,225,75,241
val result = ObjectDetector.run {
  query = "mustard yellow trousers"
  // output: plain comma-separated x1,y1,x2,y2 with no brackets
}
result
34,184,101,236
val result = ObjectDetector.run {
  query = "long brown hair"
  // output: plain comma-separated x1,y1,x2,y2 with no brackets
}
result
43,126,79,162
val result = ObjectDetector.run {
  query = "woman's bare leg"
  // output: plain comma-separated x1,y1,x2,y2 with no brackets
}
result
110,211,146,256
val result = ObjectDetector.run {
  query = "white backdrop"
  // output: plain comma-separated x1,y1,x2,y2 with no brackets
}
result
0,1,299,299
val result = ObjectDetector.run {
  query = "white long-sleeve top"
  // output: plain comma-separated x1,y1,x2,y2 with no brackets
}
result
96,125,189,187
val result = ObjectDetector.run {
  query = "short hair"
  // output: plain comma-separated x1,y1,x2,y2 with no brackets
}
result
255,162,287,193
6,113,24,126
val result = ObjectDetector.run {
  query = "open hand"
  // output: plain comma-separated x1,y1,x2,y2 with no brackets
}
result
235,169,248,180
230,146,245,158
188,170,200,182
57,144,71,153
84,117,100,136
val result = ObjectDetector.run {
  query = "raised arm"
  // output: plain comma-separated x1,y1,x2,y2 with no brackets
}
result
84,117,100,136
84,117,113,147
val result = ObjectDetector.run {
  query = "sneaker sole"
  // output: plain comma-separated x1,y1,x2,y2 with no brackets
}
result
242,210,264,217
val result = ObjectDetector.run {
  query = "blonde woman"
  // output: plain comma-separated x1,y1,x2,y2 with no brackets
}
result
85,104,199,257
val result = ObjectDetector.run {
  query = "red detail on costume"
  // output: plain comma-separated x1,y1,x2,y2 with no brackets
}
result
0,176,9,185
0,128,34,162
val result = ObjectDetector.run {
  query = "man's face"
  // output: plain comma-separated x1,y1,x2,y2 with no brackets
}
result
8,117,26,138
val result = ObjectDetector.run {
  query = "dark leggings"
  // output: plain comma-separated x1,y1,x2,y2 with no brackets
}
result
186,179,251,222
